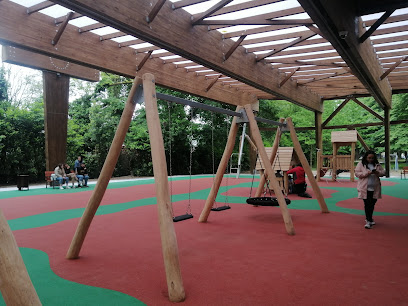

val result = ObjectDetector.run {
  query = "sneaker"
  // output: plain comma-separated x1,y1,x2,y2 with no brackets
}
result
67,186,71,189
59,186,64,190
366,220,376,226
77,185,82,188
364,221,372,229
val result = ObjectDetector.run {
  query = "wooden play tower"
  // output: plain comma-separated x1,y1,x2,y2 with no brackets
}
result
317,130,369,182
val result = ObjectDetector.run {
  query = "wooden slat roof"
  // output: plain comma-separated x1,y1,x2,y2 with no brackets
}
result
2,0,408,109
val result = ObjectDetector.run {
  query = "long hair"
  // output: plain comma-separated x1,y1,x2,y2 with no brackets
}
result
362,150,379,168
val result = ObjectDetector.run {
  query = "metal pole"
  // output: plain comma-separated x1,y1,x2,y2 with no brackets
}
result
236,123,246,178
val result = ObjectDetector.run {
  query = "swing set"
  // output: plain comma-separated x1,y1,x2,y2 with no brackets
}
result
39,75,328,302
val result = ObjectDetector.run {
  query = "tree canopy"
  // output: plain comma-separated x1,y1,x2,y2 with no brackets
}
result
0,67,407,184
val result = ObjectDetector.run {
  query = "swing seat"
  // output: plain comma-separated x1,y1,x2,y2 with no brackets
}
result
211,205,231,211
173,214,194,222
246,197,291,206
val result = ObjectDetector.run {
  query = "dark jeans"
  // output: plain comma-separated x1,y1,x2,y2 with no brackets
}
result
363,191,377,222
293,183,306,195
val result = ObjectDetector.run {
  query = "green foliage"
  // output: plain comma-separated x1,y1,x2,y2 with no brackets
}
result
0,100,45,183
2,66,408,185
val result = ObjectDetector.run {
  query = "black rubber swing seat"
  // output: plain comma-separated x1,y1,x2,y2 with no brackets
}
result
211,205,231,211
173,214,194,222
246,197,291,206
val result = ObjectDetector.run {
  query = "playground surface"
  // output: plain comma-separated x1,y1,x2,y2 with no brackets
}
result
1,174,407,305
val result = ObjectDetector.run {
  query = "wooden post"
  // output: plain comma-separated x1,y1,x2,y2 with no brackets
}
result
143,73,185,302
199,106,241,222
245,106,295,235
350,142,356,182
384,106,391,177
0,209,41,305
254,118,284,197
286,118,329,213
315,111,323,182
316,150,322,182
66,77,143,259
43,71,69,170
332,143,337,181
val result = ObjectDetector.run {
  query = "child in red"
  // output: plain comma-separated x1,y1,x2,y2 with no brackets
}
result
287,163,312,198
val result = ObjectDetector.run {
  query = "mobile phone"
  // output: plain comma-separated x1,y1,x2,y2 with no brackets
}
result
371,169,376,172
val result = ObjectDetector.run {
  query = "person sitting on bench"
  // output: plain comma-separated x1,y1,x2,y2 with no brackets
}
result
287,163,312,198
54,163,69,190
76,162,89,187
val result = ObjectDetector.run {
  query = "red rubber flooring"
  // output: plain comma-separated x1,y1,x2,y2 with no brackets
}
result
2,176,408,305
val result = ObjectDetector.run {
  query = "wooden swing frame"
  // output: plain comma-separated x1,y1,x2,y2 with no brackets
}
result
45,74,328,303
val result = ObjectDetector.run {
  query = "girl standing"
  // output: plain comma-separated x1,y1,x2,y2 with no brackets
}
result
355,150,385,229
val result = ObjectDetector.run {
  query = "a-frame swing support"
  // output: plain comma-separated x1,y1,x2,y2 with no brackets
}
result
254,119,329,214
64,73,328,303
66,75,185,302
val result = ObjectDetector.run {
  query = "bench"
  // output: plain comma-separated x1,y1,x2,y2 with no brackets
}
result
45,171,56,188
402,166,408,179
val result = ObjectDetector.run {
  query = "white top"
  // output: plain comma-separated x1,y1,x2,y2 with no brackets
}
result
367,163,375,191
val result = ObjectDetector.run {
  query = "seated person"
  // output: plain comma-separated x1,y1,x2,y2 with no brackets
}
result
76,162,89,187
287,163,312,198
63,163,78,188
54,163,69,190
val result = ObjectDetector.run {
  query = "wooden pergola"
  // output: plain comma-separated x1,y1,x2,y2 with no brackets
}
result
1,0,408,176
1,0,408,304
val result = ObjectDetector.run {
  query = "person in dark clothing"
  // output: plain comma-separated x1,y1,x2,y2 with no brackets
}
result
63,163,78,188
287,163,312,198
76,163,89,187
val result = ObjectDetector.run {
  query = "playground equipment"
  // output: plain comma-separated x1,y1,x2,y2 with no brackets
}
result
62,75,328,303
255,147,299,195
316,130,369,182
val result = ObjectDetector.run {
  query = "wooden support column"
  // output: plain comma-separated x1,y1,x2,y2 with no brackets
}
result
384,106,391,177
332,143,338,181
0,209,41,305
286,118,329,213
315,110,323,182
43,71,69,171
143,73,185,302
245,107,295,235
199,107,241,223
254,118,284,197
350,142,356,182
66,77,143,259
315,111,323,152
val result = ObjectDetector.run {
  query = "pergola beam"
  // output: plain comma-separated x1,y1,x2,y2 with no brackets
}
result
192,0,233,25
2,46,100,82
298,0,392,108
359,9,395,43
322,98,350,127
0,0,257,107
256,32,317,62
49,0,323,111
351,97,384,121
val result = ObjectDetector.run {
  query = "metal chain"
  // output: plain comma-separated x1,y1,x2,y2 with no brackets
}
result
249,153,257,198
167,102,173,215
257,150,268,196
187,109,193,215
211,112,218,208
224,116,229,205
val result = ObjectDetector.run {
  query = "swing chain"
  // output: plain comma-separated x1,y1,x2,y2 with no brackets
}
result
187,109,193,215
211,112,218,208
167,102,173,214
224,117,229,205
